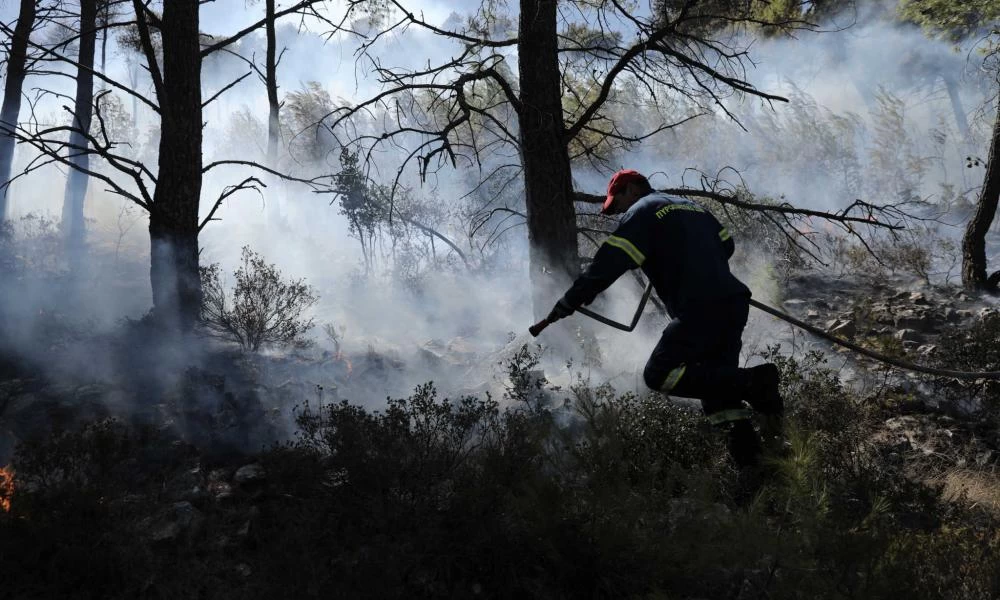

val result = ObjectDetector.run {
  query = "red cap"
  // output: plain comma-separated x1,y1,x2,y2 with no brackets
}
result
602,169,648,214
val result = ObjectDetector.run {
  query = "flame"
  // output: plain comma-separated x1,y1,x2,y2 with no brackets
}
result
335,351,353,377
0,465,13,512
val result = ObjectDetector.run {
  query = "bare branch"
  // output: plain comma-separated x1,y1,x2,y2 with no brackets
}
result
200,176,265,231
132,0,164,103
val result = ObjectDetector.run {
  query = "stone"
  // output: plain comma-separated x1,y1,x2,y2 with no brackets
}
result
146,501,205,544
894,310,934,332
895,329,921,343
234,463,266,487
828,319,857,339
908,292,931,306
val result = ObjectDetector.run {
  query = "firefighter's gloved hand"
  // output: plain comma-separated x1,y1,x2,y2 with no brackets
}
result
546,298,575,322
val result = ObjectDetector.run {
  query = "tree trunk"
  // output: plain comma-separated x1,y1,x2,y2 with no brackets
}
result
264,0,283,222
0,0,37,220
265,0,279,165
62,0,99,251
149,0,203,329
961,92,1000,291
517,0,579,318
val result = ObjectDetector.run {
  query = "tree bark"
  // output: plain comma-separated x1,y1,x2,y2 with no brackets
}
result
517,0,579,318
264,0,284,222
962,91,1000,291
149,0,203,329
265,0,279,165
0,0,37,220
62,0,99,251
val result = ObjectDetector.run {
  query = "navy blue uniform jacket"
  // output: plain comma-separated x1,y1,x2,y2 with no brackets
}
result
563,193,751,318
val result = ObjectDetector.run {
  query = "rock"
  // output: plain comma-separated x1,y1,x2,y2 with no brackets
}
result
895,329,922,343
165,466,206,504
908,292,931,306
782,299,806,308
894,310,934,332
146,501,205,544
916,344,937,357
827,319,857,339
234,463,265,486
207,469,234,503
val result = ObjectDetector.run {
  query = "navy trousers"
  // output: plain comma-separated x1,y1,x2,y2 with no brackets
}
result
642,298,751,421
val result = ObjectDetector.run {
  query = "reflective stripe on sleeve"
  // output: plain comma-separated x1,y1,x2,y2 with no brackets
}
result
659,365,687,392
605,235,646,266
707,408,753,425
719,228,731,242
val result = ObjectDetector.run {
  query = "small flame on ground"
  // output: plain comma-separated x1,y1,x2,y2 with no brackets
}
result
0,465,13,512
335,351,353,377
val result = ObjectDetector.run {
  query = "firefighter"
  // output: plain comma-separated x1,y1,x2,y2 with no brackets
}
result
545,169,783,467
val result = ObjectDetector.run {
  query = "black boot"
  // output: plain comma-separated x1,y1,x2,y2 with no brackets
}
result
727,419,762,468
745,363,782,415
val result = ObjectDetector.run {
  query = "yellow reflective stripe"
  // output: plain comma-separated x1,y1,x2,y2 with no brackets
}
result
660,365,687,392
605,235,645,266
719,228,731,242
707,408,753,425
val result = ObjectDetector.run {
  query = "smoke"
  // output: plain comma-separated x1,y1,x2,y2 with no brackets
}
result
1,0,997,455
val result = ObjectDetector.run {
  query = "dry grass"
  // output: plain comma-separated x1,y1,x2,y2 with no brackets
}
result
931,467,1000,513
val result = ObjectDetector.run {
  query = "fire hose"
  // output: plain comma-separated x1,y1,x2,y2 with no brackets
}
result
529,282,1000,381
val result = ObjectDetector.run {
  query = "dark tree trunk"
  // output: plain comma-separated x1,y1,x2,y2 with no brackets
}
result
265,0,279,165
100,1,109,79
0,0,37,220
149,0,203,329
962,92,1000,291
517,0,579,318
62,0,99,250
264,0,283,222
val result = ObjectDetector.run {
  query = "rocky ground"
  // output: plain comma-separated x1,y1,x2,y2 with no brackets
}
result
772,272,1000,511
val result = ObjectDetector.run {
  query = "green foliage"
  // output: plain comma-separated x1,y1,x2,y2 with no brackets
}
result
0,213,64,278
283,81,334,164
899,0,1000,42
199,246,318,352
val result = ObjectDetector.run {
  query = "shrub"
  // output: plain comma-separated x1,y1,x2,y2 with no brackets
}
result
200,246,318,352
